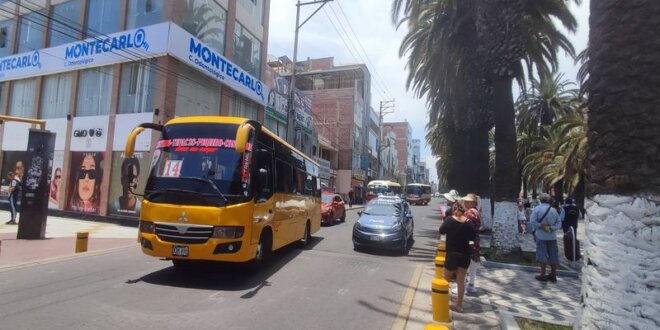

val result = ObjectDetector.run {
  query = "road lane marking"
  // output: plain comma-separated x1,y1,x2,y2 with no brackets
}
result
391,263,423,330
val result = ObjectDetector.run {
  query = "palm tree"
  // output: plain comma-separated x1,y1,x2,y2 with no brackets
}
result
579,1,660,328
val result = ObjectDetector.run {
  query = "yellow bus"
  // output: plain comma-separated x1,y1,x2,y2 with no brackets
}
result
366,180,402,202
125,116,321,269
405,183,432,205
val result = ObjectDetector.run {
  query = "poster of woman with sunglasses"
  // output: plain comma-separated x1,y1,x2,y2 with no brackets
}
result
68,152,104,214
48,151,64,209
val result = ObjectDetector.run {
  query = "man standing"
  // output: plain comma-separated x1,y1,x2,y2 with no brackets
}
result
530,193,561,282
463,193,481,293
6,171,20,224
348,190,354,208
560,198,579,234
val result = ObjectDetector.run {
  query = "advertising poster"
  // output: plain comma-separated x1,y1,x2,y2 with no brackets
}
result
70,115,110,151
1,151,27,201
108,151,149,217
112,112,153,152
48,151,65,209
67,152,105,214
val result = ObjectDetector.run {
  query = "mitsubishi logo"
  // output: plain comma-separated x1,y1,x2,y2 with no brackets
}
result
177,211,188,223
176,225,188,235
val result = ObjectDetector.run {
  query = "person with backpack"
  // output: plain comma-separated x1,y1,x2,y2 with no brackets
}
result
560,198,579,233
530,193,561,283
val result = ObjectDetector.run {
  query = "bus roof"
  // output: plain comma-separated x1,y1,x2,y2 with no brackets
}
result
368,180,401,187
165,116,318,166
406,183,431,187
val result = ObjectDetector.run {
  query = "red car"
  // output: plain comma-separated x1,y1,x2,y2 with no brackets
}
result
321,194,346,225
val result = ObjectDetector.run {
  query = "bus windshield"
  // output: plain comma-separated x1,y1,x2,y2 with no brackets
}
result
406,186,423,195
145,123,253,206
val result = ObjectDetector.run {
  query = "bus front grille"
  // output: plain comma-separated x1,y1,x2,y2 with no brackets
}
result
155,223,213,244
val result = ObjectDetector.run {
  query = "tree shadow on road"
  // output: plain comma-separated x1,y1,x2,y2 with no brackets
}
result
124,237,323,294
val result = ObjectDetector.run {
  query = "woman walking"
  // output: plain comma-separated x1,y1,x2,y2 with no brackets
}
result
439,200,476,312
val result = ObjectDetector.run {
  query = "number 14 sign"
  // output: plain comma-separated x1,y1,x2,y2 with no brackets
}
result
162,160,182,177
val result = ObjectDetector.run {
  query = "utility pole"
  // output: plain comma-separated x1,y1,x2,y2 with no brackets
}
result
377,100,395,180
287,0,333,147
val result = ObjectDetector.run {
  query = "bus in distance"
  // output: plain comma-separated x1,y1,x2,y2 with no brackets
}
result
366,180,402,202
405,183,432,205
124,116,321,270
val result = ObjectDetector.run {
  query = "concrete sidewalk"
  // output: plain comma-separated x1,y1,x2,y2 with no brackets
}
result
0,211,137,270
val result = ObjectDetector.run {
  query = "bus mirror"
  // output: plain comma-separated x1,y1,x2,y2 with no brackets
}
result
258,168,268,184
125,127,145,158
235,124,253,153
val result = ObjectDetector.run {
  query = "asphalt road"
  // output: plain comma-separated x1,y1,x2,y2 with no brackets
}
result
0,201,445,330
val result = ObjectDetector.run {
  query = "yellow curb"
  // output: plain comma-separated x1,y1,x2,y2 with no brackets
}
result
392,263,424,330
0,244,134,273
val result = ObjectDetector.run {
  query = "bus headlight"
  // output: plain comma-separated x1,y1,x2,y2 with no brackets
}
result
212,226,244,238
139,220,155,233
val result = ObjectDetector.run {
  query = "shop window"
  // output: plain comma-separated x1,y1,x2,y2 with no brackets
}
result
76,66,113,116
126,0,163,29
182,0,226,54
40,73,73,119
9,78,36,117
231,94,258,120
175,65,220,116
49,0,81,47
236,0,263,26
0,19,13,57
86,0,120,36
17,11,46,53
119,61,155,114
233,22,261,78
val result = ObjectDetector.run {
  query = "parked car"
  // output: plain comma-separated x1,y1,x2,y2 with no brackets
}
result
321,193,346,225
352,197,414,255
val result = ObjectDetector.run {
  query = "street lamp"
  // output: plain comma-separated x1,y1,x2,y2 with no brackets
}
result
286,0,333,146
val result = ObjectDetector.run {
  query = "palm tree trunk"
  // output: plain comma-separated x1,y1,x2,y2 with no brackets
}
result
574,173,585,217
491,75,520,255
579,1,660,328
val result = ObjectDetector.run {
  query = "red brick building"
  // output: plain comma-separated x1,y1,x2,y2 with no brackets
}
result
382,121,413,185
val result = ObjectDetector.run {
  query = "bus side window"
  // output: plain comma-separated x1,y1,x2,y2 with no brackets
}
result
276,159,292,193
254,149,273,202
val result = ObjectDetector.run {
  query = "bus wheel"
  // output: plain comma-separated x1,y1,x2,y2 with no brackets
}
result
296,221,311,249
249,230,272,270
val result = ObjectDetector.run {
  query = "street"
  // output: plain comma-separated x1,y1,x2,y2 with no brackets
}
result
0,202,444,330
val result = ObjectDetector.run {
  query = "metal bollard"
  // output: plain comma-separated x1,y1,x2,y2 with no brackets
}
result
436,243,446,258
432,278,451,322
424,323,449,330
434,256,445,279
75,231,89,253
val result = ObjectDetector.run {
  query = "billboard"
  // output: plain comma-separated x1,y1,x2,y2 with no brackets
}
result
108,151,149,217
67,152,105,215
48,151,65,209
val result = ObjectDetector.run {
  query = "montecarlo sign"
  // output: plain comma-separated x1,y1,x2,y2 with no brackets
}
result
0,22,269,106
64,28,148,67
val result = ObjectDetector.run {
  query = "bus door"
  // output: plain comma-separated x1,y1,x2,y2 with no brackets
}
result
252,147,275,246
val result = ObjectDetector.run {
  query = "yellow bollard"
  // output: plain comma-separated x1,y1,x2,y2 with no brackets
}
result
434,256,445,279
432,278,451,322
424,323,450,330
75,231,89,253
436,243,446,258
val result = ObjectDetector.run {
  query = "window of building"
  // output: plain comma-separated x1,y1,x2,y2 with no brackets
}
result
264,114,286,139
49,0,81,47
236,0,264,26
86,0,120,36
0,19,14,57
9,78,37,117
18,11,46,53
233,22,261,78
119,60,155,114
126,0,164,29
76,66,113,116
231,94,258,120
40,73,73,119
182,0,227,54
175,65,220,116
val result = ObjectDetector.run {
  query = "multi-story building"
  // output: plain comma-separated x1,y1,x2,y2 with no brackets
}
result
275,56,371,200
0,0,271,218
379,129,399,180
382,121,413,186
412,139,421,182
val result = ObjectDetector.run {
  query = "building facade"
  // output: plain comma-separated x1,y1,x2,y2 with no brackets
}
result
0,0,271,218
382,121,413,186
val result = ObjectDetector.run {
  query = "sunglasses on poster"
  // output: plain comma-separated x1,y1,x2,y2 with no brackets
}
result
78,169,98,180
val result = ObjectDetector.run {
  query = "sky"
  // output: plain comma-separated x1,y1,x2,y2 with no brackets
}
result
267,0,590,184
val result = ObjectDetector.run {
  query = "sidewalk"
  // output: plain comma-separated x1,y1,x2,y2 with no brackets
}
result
0,211,137,270
405,233,582,329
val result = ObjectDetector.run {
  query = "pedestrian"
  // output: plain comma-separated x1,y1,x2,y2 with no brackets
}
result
442,189,460,217
560,198,579,234
439,199,476,313
462,193,481,293
530,193,561,283
517,203,527,234
5,171,20,224
348,190,354,208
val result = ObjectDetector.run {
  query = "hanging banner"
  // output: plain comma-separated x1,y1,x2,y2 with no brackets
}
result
67,151,105,215
1,122,31,151
44,118,68,151
108,151,149,217
112,112,154,151
70,115,109,151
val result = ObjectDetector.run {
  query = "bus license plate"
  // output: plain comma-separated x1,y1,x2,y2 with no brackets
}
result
172,246,188,257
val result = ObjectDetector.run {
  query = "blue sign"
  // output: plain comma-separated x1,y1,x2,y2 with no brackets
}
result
64,29,148,67
0,51,41,75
